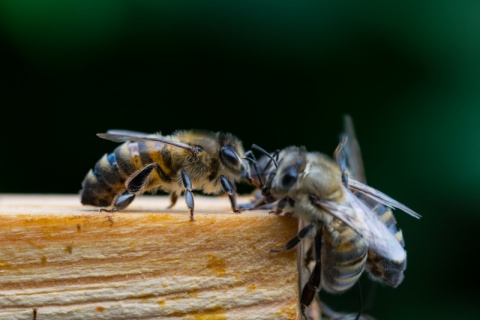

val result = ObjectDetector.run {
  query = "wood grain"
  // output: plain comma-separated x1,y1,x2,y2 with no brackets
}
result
0,194,300,320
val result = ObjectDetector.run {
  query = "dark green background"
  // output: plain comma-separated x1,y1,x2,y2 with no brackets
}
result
1,1,479,319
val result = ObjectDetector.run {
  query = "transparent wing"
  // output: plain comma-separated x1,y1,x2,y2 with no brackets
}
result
97,130,195,151
342,114,366,183
311,186,406,262
102,129,152,140
338,115,421,219
348,178,421,219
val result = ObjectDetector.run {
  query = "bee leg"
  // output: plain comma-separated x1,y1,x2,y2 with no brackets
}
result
237,196,261,210
99,191,135,213
220,175,242,214
237,194,276,210
180,170,195,221
301,226,323,318
301,262,321,319
109,163,158,212
167,192,179,209
269,196,294,215
354,281,364,320
126,163,157,194
270,222,315,253
111,191,136,211
238,188,278,210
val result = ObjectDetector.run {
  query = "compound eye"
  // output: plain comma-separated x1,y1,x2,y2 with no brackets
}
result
280,166,298,189
220,146,240,167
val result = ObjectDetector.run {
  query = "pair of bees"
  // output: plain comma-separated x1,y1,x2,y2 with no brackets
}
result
80,116,420,318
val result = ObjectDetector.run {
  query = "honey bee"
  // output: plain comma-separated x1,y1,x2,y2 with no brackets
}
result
244,116,421,318
80,129,251,221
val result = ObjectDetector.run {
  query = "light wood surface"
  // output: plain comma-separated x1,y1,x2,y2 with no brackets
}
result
0,194,300,320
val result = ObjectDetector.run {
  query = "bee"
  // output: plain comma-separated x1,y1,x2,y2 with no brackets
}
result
244,116,421,318
80,129,251,221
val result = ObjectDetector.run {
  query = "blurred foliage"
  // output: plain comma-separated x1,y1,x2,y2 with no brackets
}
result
1,1,479,319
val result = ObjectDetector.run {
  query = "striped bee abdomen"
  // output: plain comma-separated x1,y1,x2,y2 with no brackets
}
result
321,221,368,293
80,142,151,207
366,248,405,287
366,203,406,287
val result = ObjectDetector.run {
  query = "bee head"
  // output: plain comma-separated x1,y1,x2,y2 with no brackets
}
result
217,132,249,178
271,146,307,195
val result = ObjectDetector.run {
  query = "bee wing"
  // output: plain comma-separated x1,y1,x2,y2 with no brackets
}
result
97,130,155,143
342,114,366,183
348,178,421,219
338,116,421,219
97,130,195,151
104,129,152,139
312,187,406,262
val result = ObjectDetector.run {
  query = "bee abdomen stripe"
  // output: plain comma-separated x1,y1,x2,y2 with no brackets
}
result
322,250,367,292
322,266,365,292
379,209,397,227
160,146,173,169
93,154,124,186
138,141,153,167
80,170,116,207
107,152,117,166
320,224,369,293
329,234,368,263
372,202,388,216
395,229,405,246
154,163,172,183
335,256,367,279
114,143,138,176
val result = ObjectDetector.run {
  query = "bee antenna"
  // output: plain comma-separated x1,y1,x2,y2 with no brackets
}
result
244,156,265,187
252,144,279,168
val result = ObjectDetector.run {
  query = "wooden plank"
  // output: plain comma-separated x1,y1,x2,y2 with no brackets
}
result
0,194,300,320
